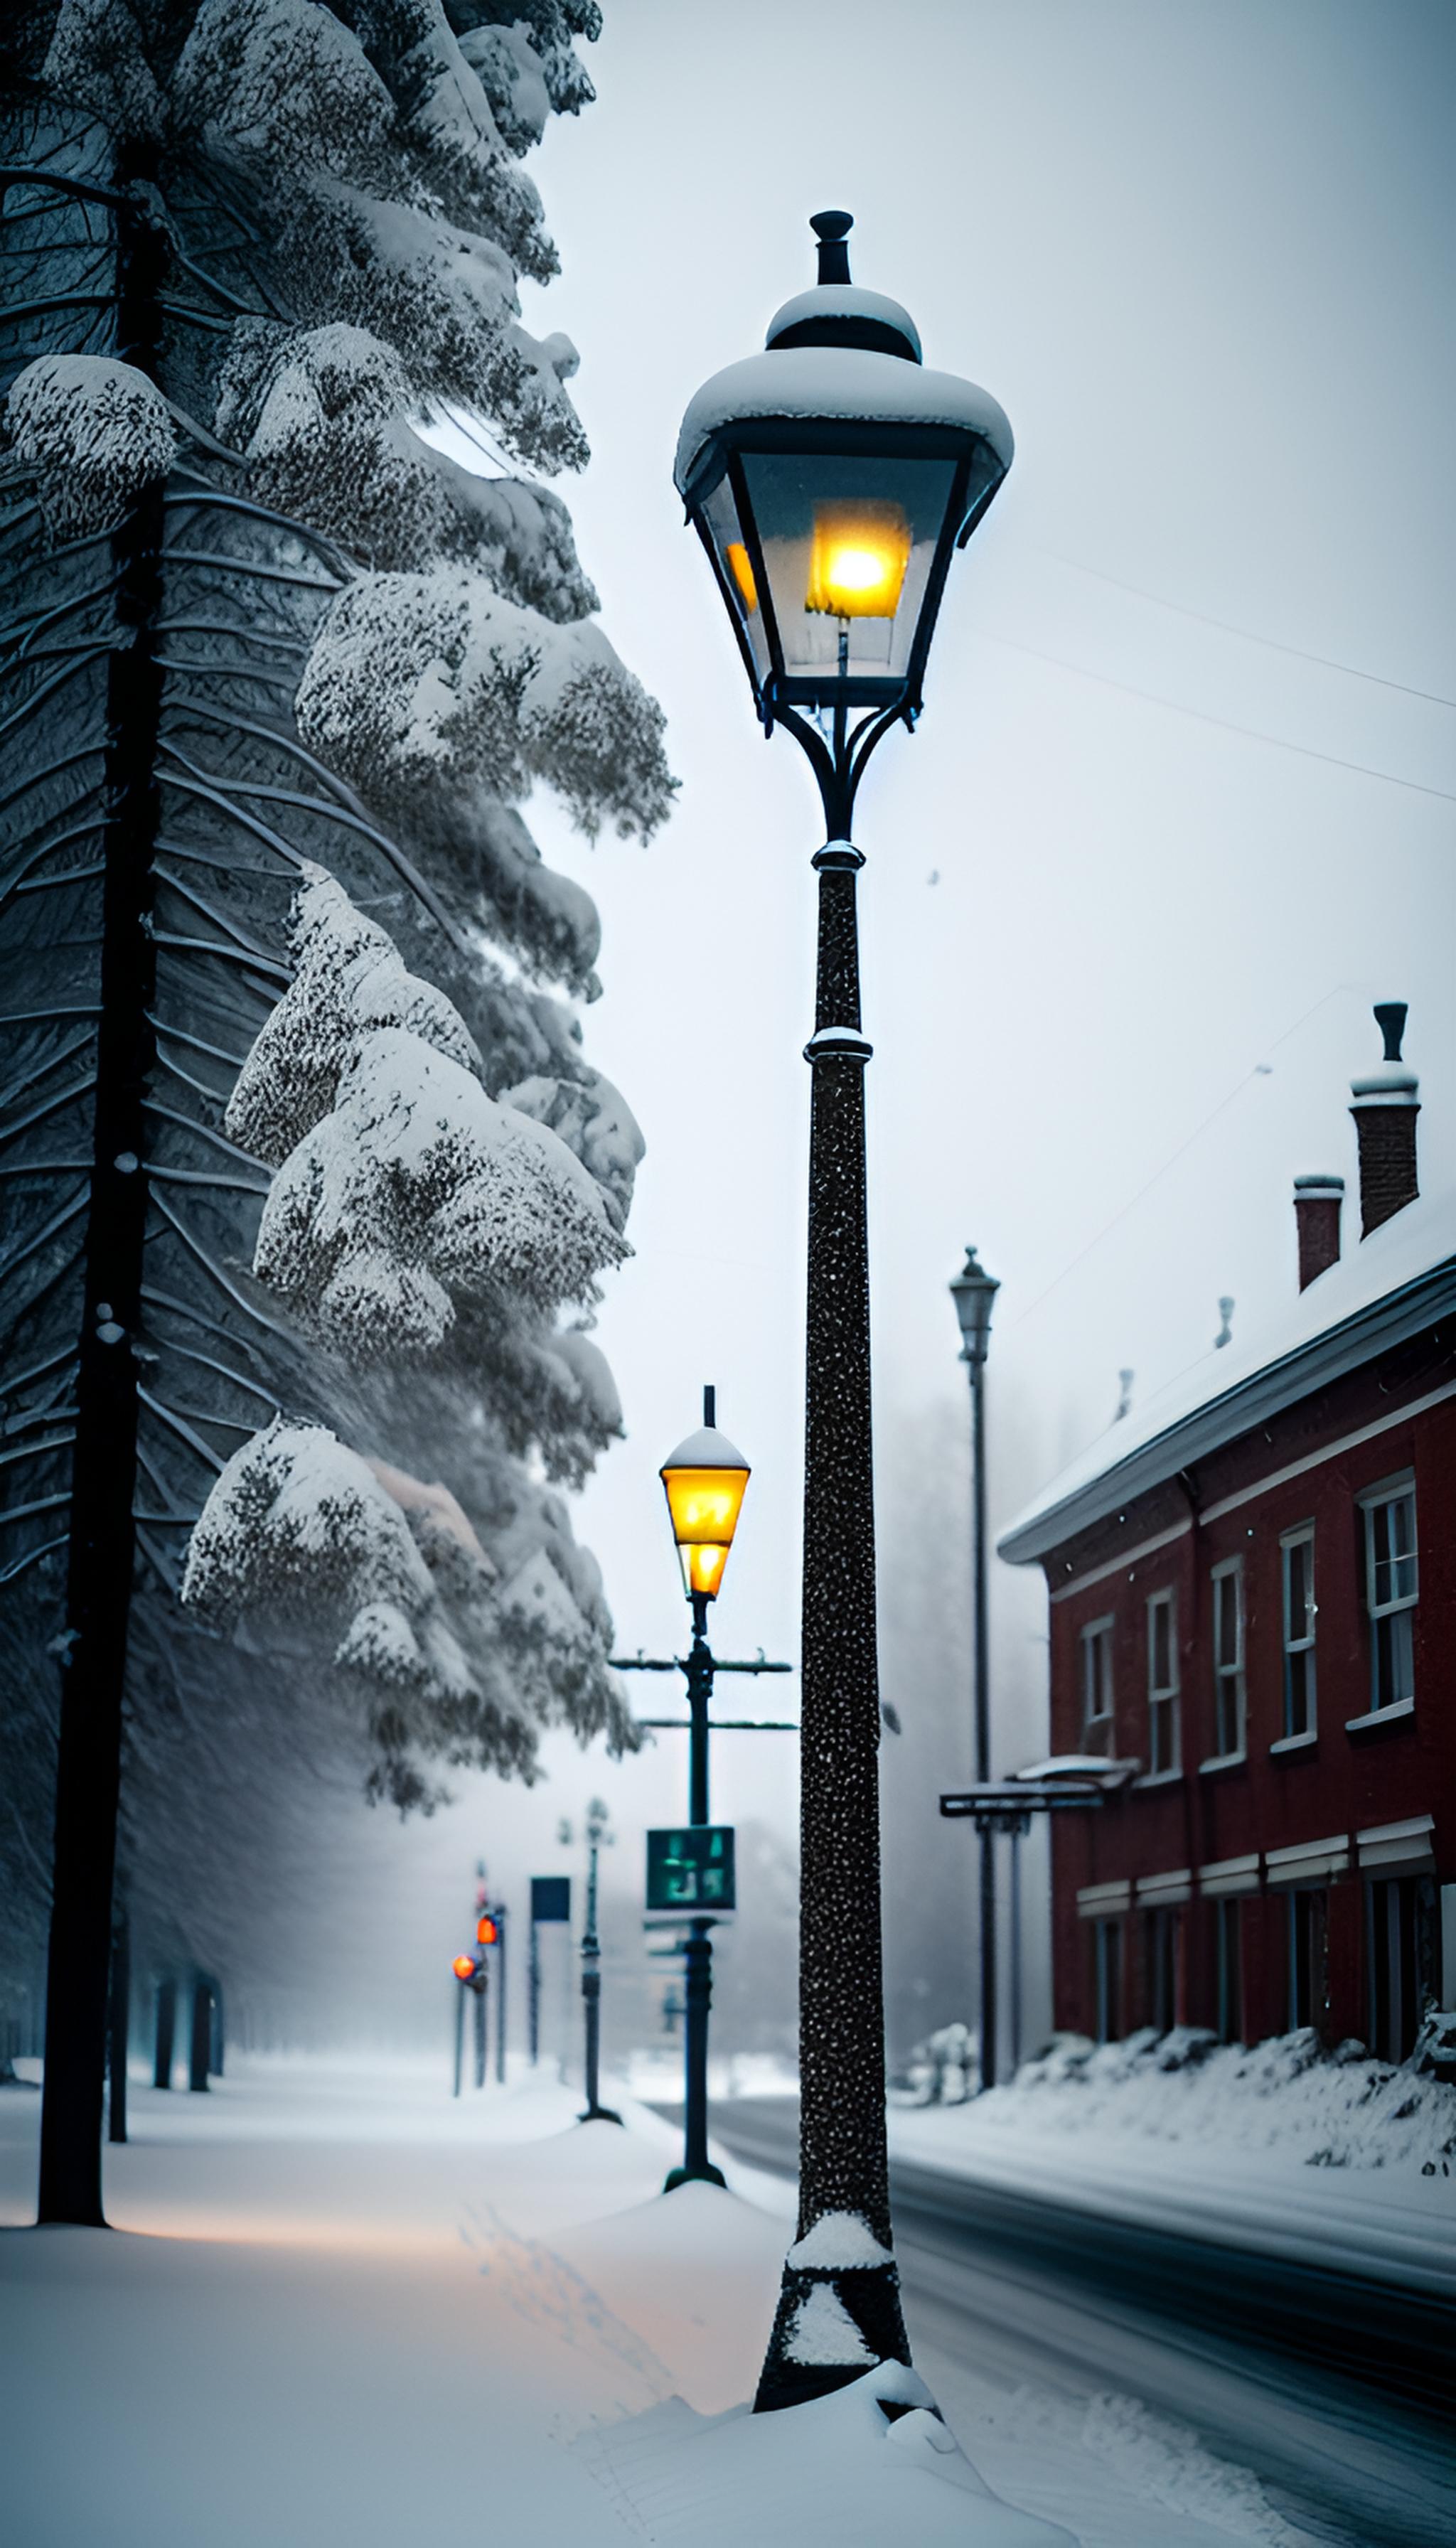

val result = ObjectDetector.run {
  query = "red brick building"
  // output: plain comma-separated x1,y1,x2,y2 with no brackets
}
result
999,1008,1454,2060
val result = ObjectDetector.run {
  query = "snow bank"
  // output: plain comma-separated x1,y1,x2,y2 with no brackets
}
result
969,2021,1456,2179
578,2361,1075,2547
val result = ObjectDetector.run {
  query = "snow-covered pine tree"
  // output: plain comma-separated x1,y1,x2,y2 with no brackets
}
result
0,0,670,2222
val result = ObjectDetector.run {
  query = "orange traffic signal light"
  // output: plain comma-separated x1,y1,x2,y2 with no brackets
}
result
476,1915,498,1947
451,1955,477,1981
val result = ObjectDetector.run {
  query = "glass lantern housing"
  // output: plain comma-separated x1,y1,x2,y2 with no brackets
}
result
950,1246,1000,1365
660,1423,751,1602
675,216,1012,759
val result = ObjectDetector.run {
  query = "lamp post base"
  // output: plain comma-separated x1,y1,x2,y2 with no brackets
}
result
663,2160,727,2193
578,2105,624,2127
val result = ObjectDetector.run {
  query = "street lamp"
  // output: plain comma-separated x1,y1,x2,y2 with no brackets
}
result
677,210,1012,2412
615,1385,794,2193
950,1246,1001,2089
658,1386,747,2192
579,1797,621,2125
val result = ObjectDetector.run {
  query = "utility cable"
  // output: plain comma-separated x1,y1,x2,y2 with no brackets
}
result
1003,983,1361,1334
976,628,1456,805
1037,547,1456,711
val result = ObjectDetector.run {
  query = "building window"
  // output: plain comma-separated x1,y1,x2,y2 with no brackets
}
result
1093,1919,1121,2043
1280,1527,1317,1738
1366,1875,1438,2063
1145,1907,1181,2033
1210,1558,1246,1757
1286,1889,1328,2033
1147,1589,1179,1773
1214,1899,1243,2043
1361,1478,1417,1712
1080,1615,1115,1754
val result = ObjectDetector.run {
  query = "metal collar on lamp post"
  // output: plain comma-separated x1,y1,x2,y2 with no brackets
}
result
677,213,1012,2415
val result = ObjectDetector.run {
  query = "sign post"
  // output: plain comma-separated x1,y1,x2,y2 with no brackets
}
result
647,1827,737,2190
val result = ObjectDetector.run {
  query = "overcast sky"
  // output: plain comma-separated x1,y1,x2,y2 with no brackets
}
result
385,0,1453,2044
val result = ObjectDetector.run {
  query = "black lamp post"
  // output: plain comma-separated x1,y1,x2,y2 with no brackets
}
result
579,1797,621,2125
950,1246,1001,2088
658,1390,748,2193
676,210,1012,2412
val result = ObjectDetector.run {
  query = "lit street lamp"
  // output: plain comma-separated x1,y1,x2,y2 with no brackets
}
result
614,1388,793,2194
950,1245,1001,2088
676,209,1012,2410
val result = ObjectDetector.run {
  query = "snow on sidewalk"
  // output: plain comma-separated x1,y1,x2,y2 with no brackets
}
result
0,2056,1322,2546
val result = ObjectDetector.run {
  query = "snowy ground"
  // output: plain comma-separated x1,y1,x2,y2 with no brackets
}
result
884,2028,1456,2301
0,2055,1339,2547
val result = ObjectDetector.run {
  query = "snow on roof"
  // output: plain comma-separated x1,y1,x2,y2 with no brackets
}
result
673,345,1013,495
999,1182,1456,1565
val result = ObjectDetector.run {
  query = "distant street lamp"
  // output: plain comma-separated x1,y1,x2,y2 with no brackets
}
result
658,1391,746,2191
950,1246,1001,2088
676,209,1012,2411
579,1797,621,2125
615,1387,794,2194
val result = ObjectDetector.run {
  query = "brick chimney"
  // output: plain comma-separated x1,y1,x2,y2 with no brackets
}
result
1293,1175,1343,1289
1349,1002,1419,1237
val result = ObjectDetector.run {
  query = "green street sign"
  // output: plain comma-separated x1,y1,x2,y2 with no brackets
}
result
646,1825,736,1914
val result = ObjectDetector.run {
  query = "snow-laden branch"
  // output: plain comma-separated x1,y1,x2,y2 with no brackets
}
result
4,354,178,540
296,567,674,841
226,866,477,1162
252,1024,624,1352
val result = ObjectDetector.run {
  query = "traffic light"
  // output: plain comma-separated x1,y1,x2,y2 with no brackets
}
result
476,1914,498,1948
451,1954,478,1983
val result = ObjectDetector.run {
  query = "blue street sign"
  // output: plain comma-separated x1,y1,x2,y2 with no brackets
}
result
531,1875,572,1923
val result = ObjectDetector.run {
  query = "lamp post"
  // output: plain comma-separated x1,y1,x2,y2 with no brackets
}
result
579,1797,621,2125
613,1386,795,2193
676,210,1012,2411
950,1246,1000,2088
658,1389,748,2192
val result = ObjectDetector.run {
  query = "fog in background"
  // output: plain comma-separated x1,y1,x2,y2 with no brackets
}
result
223,0,1455,2077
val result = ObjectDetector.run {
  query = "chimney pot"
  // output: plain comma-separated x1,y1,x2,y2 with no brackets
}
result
1350,1002,1419,1236
1293,1174,1343,1290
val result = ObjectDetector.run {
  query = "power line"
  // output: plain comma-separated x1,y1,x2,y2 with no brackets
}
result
1004,983,1361,1334
1039,549,1456,710
978,627,1456,804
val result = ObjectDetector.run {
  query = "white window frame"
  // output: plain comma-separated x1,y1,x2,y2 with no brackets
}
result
1146,1588,1180,1776
1359,1473,1417,1715
1206,1556,1246,1764
1279,1524,1317,1742
1080,1614,1115,1739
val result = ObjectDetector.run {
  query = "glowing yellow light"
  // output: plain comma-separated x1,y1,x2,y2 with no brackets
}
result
805,500,911,619
451,1955,476,1981
660,1445,750,1604
724,540,759,614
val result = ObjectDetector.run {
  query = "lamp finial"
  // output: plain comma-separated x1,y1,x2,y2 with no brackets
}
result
810,208,853,286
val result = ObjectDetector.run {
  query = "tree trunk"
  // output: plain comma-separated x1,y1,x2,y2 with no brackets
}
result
37,174,165,2225
106,1910,129,2144
188,1980,210,2092
154,1978,176,2090
755,844,909,2411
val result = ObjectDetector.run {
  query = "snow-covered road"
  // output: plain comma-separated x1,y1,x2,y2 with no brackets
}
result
0,2058,1432,2547
691,2096,1456,2548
